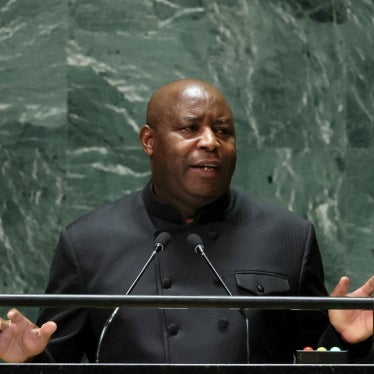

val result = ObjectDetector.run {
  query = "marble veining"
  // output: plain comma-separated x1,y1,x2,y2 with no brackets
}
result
0,1,373,317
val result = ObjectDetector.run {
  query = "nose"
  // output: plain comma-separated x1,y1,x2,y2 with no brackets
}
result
198,127,219,151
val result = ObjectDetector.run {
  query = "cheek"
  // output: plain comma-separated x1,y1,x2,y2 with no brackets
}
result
153,146,184,172
160,139,191,161
223,144,237,161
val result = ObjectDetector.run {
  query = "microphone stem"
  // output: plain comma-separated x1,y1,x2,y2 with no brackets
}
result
96,248,158,362
202,254,250,363
200,252,232,296
192,238,250,363
126,249,157,295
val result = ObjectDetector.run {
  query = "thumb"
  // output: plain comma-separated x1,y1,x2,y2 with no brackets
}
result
39,321,57,339
330,276,350,297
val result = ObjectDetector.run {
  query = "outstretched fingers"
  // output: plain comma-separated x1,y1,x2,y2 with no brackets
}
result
357,275,374,297
330,275,374,298
0,318,10,333
330,276,350,297
1,309,57,362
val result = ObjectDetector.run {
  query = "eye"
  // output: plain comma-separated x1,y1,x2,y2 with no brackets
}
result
214,126,233,135
181,125,198,132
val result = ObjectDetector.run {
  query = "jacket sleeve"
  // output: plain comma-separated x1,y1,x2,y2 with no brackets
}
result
294,223,330,350
32,228,96,363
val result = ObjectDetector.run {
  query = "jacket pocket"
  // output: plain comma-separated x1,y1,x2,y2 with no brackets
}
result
234,270,290,295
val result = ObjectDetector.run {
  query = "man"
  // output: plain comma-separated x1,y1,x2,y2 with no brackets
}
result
0,79,373,363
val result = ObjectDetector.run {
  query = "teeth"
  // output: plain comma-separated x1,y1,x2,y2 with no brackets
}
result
194,164,218,170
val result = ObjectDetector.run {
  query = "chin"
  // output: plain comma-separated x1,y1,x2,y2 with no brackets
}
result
191,189,225,203
186,179,229,200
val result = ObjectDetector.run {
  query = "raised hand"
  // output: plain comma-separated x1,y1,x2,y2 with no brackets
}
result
328,275,374,343
0,308,57,363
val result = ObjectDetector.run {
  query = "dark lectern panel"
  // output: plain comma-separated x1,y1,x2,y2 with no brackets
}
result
0,364,373,374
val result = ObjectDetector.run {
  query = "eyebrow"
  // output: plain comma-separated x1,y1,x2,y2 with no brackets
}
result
182,116,202,122
181,116,233,124
215,118,233,124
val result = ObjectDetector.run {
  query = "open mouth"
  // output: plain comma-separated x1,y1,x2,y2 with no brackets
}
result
192,163,220,171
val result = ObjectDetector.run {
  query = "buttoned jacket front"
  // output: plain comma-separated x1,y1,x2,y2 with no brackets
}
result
36,184,329,363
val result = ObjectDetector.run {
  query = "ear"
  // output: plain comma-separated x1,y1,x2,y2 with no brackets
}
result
139,125,154,157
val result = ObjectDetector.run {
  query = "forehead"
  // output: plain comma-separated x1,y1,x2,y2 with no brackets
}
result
181,84,208,100
173,84,232,116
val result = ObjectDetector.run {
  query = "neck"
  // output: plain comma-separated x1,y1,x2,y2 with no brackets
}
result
151,186,213,224
164,199,200,224
143,182,231,225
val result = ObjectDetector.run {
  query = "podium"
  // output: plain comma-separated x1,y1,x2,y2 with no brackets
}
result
1,363,374,373
0,294,373,370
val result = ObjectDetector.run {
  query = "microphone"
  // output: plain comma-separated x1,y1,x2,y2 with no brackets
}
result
186,233,250,363
153,231,171,252
95,231,171,362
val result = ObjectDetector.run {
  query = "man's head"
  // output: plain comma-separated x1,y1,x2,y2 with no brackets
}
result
139,78,236,221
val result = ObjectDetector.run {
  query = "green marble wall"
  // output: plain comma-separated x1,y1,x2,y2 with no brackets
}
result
1,0,373,318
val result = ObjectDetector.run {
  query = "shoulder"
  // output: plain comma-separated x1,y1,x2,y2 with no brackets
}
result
56,188,155,261
229,188,311,230
65,189,144,235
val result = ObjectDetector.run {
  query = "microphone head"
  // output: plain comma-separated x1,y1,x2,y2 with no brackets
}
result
154,231,171,251
186,233,204,254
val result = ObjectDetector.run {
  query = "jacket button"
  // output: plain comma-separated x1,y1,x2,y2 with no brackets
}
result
257,284,265,293
161,277,172,289
168,323,179,336
218,318,229,329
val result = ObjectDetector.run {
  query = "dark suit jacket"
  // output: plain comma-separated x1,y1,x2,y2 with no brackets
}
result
36,184,334,363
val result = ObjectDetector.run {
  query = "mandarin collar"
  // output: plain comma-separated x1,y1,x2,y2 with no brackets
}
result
142,181,232,225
